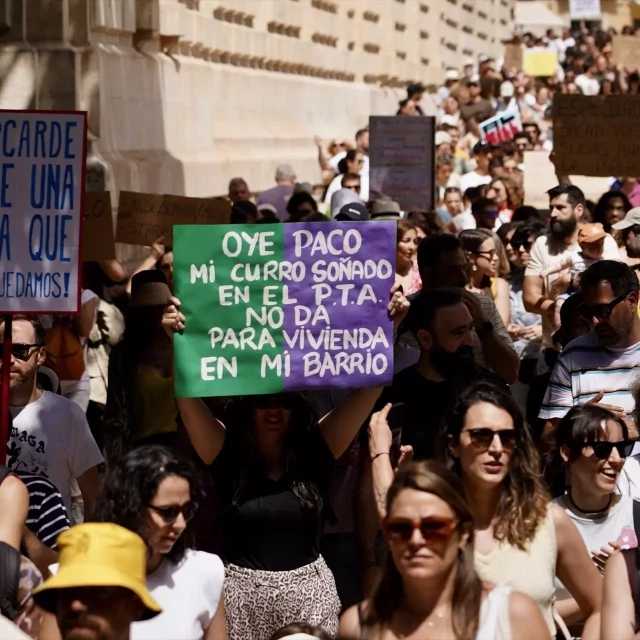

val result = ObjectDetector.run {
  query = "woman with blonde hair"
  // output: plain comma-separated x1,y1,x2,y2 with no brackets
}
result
367,382,603,639
459,229,510,326
340,454,549,639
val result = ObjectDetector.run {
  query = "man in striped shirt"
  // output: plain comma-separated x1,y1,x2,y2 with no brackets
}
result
540,260,640,429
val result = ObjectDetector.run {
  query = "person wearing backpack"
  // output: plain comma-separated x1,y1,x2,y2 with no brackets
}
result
1,315,103,521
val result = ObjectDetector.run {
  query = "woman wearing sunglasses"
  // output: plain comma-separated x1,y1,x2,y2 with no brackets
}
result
459,229,510,327
339,459,549,639
546,404,637,632
370,381,602,638
95,445,226,640
162,288,409,640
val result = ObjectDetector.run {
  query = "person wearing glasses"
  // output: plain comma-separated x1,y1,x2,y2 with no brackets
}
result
161,287,409,640
95,445,227,640
340,172,361,196
341,456,549,638
323,150,365,209
546,405,638,632
460,229,510,327
441,382,601,638
470,196,500,231
0,315,103,520
539,260,640,439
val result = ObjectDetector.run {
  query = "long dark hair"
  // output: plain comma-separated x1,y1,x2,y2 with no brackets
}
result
440,382,549,549
222,394,323,513
113,305,168,456
592,190,632,233
362,461,482,640
95,445,201,564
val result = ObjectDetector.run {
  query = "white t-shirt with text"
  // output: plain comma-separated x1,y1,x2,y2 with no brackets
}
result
8,391,104,513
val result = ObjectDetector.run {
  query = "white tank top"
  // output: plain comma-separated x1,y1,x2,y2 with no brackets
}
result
477,584,512,640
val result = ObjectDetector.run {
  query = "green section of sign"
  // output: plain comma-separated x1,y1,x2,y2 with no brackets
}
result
173,224,284,397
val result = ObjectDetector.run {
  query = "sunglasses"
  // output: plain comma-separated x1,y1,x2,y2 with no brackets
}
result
2,343,42,361
382,516,458,546
584,440,637,460
475,248,497,259
344,184,361,192
465,428,517,449
251,393,298,410
578,292,629,320
511,240,532,252
147,502,198,524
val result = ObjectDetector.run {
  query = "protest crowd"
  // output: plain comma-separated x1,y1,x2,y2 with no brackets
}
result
8,18,640,640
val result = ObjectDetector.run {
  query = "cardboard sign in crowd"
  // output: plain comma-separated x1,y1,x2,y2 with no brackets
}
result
369,116,435,211
553,94,640,177
172,222,396,397
0,111,87,314
116,192,231,246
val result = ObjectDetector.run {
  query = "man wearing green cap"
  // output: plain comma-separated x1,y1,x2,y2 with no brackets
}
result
33,523,161,640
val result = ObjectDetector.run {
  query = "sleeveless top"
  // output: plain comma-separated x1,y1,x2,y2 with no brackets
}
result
357,584,512,639
474,508,557,638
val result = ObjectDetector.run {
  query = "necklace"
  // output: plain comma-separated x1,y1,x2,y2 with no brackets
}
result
397,608,446,638
568,491,612,515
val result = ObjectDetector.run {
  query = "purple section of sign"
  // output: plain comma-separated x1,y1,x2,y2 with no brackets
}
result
282,222,396,390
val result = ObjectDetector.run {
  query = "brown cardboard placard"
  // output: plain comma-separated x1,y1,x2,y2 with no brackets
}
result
83,191,116,262
116,192,231,246
116,191,165,246
523,151,612,209
504,43,523,72
553,94,640,177
196,197,231,225
612,35,638,69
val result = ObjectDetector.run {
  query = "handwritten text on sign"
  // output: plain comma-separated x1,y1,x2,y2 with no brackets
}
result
0,112,86,313
173,222,396,397
553,94,640,177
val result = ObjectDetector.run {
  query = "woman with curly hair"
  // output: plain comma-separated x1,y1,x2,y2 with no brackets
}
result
440,382,602,639
95,445,226,640
341,454,548,639
365,382,602,639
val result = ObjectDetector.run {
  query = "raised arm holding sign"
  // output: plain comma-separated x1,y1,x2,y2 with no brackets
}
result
0,110,87,464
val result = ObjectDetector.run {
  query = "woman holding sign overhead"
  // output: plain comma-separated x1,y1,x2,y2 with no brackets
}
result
161,284,409,640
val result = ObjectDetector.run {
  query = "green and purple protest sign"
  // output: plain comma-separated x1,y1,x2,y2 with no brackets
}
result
173,222,396,397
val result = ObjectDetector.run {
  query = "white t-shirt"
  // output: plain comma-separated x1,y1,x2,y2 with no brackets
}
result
524,234,620,346
459,171,491,195
8,391,104,513
328,152,369,201
575,74,600,96
132,550,224,640
552,495,636,599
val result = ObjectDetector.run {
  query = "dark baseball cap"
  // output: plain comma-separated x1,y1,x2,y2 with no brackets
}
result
473,140,496,155
336,202,369,222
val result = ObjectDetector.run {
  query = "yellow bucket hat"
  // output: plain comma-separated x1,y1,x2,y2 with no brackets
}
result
32,523,161,620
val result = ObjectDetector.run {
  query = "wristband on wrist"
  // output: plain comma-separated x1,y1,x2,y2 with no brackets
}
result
371,451,390,462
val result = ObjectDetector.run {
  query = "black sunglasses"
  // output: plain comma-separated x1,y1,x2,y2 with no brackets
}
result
466,428,517,449
584,440,637,460
2,343,42,361
578,292,629,320
147,502,198,524
511,240,532,252
251,394,298,410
